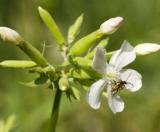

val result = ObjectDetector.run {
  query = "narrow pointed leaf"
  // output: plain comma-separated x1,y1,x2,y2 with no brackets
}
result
71,86,81,101
70,81,81,100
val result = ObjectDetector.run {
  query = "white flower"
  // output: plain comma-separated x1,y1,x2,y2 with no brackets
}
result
0,27,22,44
87,40,142,114
100,17,123,35
134,43,160,55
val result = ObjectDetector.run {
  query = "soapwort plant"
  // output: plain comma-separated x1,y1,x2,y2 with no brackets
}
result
0,6,160,132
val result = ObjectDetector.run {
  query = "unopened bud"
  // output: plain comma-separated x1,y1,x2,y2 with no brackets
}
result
100,17,123,34
59,76,69,91
0,27,22,44
134,43,160,55
69,30,103,56
0,60,37,69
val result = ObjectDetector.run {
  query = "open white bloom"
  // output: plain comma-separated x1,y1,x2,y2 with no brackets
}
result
87,40,142,114
100,17,123,35
134,43,160,55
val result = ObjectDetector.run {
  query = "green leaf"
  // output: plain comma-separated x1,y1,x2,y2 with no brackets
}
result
66,80,81,101
70,82,81,101
68,14,84,44
19,74,49,88
34,74,48,85
38,6,65,45
19,81,40,88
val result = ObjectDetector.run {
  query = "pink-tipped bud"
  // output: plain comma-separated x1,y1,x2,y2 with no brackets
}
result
100,17,123,34
135,43,160,55
0,27,22,44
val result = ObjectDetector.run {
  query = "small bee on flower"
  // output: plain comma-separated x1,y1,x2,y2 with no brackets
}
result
111,80,126,94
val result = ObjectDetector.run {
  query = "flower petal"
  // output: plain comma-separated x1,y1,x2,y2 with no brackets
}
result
92,46,107,74
87,79,107,109
107,85,125,114
120,69,142,92
109,40,136,71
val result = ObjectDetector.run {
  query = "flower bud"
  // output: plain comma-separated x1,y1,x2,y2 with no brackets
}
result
134,43,160,55
0,27,22,44
38,7,65,45
58,76,69,91
0,60,37,69
69,30,103,56
100,17,123,34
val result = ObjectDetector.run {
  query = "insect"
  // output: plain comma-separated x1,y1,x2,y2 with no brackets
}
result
111,80,127,94
111,72,133,94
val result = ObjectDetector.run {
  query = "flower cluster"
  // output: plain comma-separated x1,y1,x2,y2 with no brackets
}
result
0,7,159,118
0,6,160,132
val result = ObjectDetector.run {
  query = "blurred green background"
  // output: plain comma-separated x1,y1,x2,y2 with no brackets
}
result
0,0,160,132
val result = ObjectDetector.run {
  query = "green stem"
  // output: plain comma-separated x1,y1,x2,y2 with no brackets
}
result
49,87,62,132
17,40,48,67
